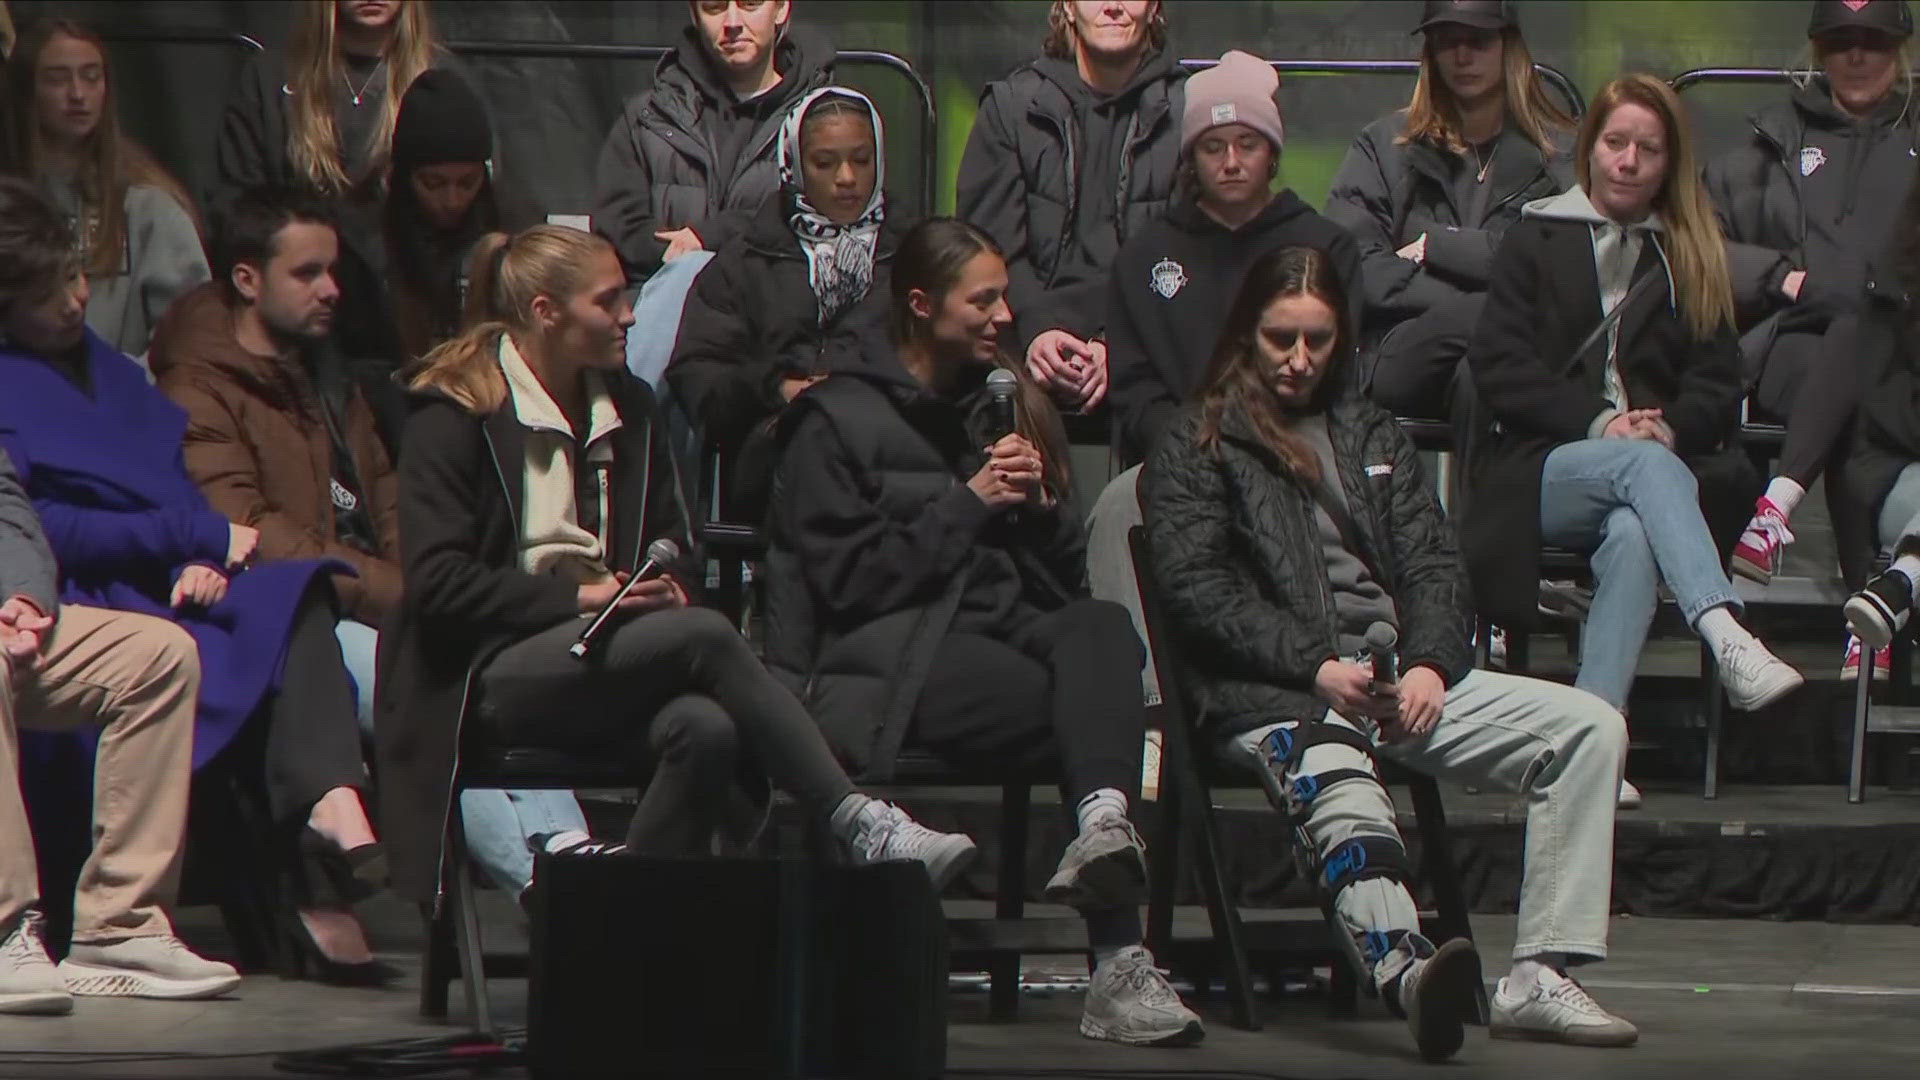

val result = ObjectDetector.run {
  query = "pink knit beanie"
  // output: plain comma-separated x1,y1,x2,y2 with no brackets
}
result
1181,51,1284,158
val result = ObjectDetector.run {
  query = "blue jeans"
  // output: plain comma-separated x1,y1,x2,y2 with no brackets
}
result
1538,439,1742,710
1876,462,1920,552
333,620,589,894
625,249,715,390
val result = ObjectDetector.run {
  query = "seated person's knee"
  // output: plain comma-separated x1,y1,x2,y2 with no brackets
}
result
655,695,738,764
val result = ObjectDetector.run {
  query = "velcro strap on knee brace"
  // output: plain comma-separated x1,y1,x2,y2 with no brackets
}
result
1320,835,1411,897
1359,928,1411,967
1260,719,1375,774
1286,767,1381,825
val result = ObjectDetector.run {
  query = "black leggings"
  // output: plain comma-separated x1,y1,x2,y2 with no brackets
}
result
476,605,857,856
908,598,1148,949
262,586,368,826
1754,326,1873,584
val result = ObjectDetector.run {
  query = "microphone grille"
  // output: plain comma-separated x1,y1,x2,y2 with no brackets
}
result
646,537,682,564
1363,622,1399,653
986,367,1020,398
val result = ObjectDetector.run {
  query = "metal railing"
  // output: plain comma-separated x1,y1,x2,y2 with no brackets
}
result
1182,57,1587,118
1670,66,1800,93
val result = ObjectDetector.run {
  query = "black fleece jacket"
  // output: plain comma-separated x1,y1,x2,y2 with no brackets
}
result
1106,190,1363,465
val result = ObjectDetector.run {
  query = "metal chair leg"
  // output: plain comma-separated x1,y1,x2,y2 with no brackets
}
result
1144,731,1180,959
448,810,496,1037
1850,650,1873,804
1703,641,1724,800
988,782,1030,1022
1185,763,1260,1031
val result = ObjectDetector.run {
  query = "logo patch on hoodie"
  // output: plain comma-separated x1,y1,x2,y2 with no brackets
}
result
330,479,358,513
1365,463,1393,478
1150,258,1189,299
1799,146,1827,177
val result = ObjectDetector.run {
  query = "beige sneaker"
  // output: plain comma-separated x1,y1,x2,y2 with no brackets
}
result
1491,968,1638,1047
59,935,240,1000
0,911,72,1015
1044,817,1148,909
1080,946,1205,1047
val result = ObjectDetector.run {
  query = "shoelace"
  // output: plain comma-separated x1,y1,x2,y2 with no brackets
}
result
1541,974,1607,1017
1719,638,1775,683
1111,953,1180,1007
857,807,914,861
3,912,47,963
1751,512,1796,551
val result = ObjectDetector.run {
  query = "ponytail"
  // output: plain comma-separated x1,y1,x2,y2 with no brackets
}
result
407,227,610,415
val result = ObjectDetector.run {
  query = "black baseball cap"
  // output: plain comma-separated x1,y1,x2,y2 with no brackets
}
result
1808,0,1914,40
1414,0,1518,34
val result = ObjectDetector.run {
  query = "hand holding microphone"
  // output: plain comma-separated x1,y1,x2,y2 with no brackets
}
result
970,369,1044,512
571,538,683,659
1363,621,1445,741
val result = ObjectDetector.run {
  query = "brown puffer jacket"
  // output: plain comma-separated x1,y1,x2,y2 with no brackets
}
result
150,281,401,627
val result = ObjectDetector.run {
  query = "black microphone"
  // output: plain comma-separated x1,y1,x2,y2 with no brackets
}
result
1364,622,1400,687
985,367,1019,440
570,537,681,660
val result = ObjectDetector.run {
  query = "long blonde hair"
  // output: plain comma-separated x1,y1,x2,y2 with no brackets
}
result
1400,26,1572,155
1575,74,1734,342
285,0,437,195
406,224,614,416
10,19,203,279
1041,0,1166,61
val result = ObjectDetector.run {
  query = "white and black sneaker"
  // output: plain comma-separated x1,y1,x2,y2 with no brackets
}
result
1845,569,1913,651
1081,946,1205,1047
1044,817,1149,910
521,831,630,912
847,803,977,892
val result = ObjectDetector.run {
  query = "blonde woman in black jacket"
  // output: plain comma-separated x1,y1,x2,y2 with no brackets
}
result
1144,244,1634,1056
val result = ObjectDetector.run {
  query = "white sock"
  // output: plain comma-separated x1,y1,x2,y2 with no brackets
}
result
1694,605,1754,654
1506,953,1565,996
829,792,882,843
539,829,592,855
1893,555,1920,603
1075,788,1128,833
1761,477,1804,520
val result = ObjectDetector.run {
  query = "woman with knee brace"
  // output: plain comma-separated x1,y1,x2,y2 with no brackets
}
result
378,224,973,917
1466,75,1802,804
1707,1,1918,677
1327,0,1573,420
1144,242,1636,1058
765,218,1203,1048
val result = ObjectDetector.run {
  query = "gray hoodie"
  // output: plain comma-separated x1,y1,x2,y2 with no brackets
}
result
40,178,210,369
0,448,58,616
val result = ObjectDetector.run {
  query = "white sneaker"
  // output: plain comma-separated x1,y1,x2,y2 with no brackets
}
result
847,803,977,892
1044,816,1149,910
1491,969,1638,1047
0,911,72,1015
1715,636,1804,712
1617,778,1642,810
1399,937,1480,1062
1080,946,1205,1047
58,935,240,1000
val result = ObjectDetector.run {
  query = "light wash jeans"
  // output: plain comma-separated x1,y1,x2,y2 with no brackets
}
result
333,620,590,895
624,249,715,390
1538,438,1742,710
1876,462,1920,552
1084,466,1160,706
1227,669,1626,985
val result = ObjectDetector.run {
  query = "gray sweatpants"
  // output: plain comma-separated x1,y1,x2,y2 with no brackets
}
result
1225,669,1625,990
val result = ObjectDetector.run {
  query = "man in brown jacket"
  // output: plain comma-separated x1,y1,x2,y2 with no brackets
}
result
154,186,589,905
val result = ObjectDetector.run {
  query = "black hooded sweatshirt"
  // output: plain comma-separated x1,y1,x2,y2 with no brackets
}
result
1106,189,1364,465
592,24,833,278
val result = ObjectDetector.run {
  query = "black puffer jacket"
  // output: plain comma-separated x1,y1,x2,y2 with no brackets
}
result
1847,266,1920,528
955,50,1185,349
763,350,1083,779
1704,81,1919,327
667,191,904,456
1141,398,1473,739
591,25,833,279
1326,113,1572,341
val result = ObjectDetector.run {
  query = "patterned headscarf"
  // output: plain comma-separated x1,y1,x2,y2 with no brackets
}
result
779,87,886,326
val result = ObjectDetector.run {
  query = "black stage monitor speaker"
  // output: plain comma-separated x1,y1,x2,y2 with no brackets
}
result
527,853,947,1079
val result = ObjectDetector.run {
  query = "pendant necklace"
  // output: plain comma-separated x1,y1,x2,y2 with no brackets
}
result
344,58,385,107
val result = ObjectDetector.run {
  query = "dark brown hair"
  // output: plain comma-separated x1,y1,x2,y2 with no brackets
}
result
891,217,1069,493
0,175,80,316
10,18,203,280
1192,245,1355,483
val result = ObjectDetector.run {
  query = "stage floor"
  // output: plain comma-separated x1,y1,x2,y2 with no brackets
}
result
4,899,1918,1080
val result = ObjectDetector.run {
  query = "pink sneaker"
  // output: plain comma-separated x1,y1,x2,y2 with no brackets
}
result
1731,498,1794,585
1841,635,1890,682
